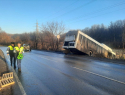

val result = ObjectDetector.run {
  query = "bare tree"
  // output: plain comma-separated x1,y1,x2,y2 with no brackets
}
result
0,28,13,45
20,32,30,43
41,21,65,50
30,32,38,49
15,36,21,42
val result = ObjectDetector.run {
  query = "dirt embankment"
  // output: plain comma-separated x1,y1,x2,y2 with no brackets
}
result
0,49,13,95
113,49,125,59
0,50,8,77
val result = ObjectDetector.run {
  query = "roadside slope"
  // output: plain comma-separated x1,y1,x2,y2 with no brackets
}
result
0,49,25,95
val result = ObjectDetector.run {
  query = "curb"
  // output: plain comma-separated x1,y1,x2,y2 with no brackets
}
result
1,49,27,95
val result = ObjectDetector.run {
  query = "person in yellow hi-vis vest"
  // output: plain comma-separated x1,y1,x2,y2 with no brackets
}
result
13,42,24,71
7,42,16,68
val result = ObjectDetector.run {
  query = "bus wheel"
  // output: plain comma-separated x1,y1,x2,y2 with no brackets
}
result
90,50,93,56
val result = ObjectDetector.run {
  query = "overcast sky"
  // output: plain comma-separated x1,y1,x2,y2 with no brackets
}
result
0,0,125,34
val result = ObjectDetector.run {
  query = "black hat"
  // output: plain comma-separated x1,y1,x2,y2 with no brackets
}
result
11,42,15,44
17,42,21,44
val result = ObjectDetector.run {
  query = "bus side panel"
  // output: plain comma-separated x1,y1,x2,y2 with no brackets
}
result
75,33,89,54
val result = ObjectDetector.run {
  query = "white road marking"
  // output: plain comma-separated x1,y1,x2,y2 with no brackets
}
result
6,55,27,95
27,53,125,85
72,67,125,85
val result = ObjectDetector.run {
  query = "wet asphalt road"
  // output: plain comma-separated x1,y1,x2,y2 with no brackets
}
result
0,47,125,95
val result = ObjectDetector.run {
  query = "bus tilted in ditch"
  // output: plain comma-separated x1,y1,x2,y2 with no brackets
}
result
63,30,116,58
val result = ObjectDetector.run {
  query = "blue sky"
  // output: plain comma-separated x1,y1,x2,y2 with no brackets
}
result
0,0,125,34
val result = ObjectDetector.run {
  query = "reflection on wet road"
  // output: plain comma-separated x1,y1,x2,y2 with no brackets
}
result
0,47,125,95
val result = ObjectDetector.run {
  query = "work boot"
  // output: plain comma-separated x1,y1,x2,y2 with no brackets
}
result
18,68,21,72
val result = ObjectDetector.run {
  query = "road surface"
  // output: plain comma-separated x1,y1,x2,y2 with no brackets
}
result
0,47,125,95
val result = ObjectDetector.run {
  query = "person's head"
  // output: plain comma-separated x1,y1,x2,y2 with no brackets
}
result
17,42,21,47
11,42,15,47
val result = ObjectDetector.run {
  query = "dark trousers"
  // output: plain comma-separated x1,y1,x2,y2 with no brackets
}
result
17,59,21,69
10,56,16,68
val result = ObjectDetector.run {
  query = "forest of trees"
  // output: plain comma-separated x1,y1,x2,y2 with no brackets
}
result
82,19,125,49
0,22,66,51
0,19,125,50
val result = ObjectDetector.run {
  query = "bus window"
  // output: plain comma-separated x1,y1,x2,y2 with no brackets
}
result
69,42,75,46
64,42,69,46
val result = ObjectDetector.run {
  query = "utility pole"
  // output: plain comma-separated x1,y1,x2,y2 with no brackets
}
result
35,20,39,49
36,20,39,35
57,35,60,50
122,25,125,57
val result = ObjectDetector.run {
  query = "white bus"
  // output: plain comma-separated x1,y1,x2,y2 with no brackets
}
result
63,30,116,58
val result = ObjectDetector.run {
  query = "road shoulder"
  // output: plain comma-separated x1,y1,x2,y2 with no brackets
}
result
0,49,25,95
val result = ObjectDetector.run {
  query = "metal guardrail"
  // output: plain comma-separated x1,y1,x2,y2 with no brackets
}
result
0,72,15,90
0,78,14,88
2,72,13,79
